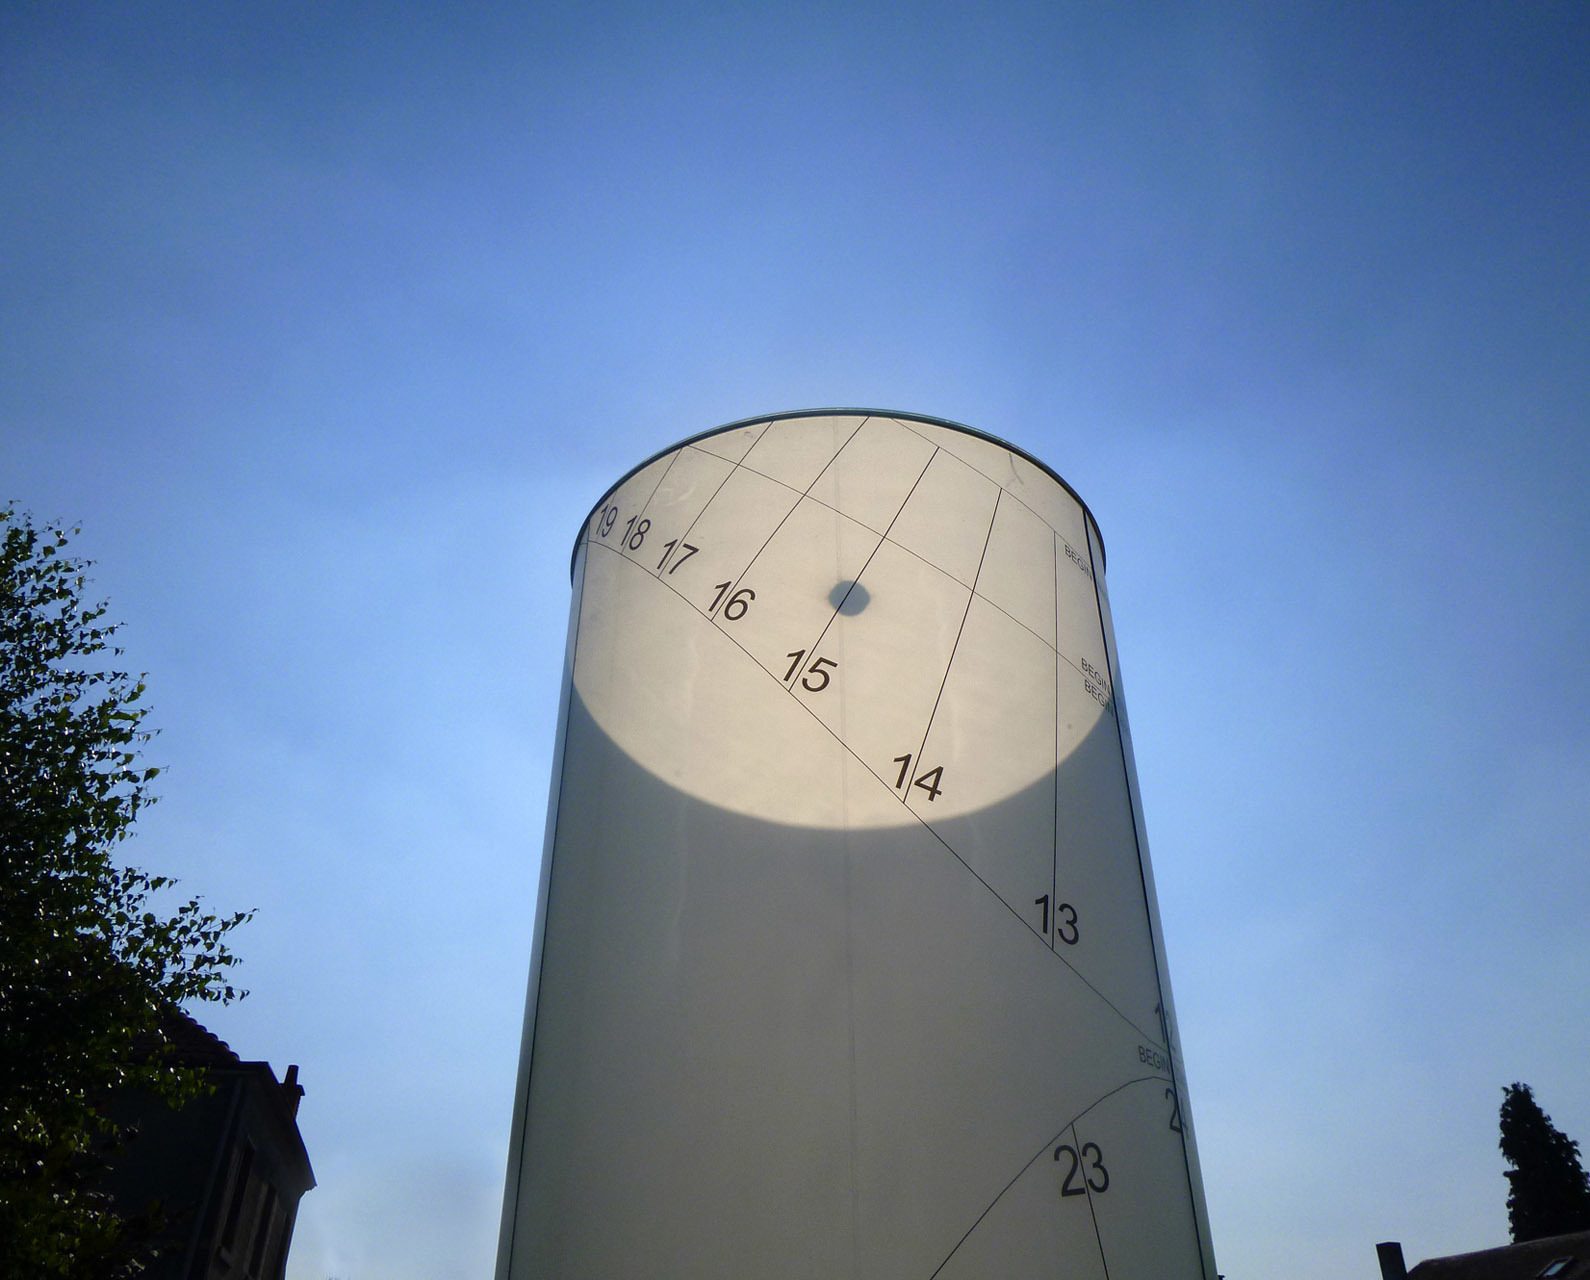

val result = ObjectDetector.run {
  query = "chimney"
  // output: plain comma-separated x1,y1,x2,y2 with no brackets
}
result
282,1064,304,1117
1376,1241,1408,1280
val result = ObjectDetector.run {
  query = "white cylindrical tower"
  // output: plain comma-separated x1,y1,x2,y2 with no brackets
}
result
497,410,1217,1279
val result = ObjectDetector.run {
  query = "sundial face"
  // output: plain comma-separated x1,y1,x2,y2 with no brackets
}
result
499,412,1218,1280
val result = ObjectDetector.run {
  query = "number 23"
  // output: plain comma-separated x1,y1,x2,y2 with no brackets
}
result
1054,1142,1109,1196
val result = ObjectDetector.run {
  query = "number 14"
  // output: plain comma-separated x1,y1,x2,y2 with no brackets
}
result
892,753,944,801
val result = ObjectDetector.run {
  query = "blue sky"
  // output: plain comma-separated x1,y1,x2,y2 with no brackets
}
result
3,3,1586,1276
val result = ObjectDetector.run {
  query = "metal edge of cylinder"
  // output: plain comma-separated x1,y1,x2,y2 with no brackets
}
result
566,407,1107,581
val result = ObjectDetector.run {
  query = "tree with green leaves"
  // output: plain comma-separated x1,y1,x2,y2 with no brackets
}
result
1499,1082,1590,1243
0,505,251,1276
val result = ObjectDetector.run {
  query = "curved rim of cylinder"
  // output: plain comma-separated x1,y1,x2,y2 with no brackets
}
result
569,407,1106,581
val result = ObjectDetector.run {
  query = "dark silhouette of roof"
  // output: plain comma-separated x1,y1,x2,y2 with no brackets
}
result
137,1007,306,1121
156,1006,243,1067
1408,1229,1590,1279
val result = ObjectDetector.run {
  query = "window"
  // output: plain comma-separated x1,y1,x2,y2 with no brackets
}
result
248,1184,279,1277
220,1142,255,1251
1537,1261,1575,1279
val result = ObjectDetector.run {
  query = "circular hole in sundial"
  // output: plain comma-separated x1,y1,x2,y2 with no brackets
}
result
829,580,870,615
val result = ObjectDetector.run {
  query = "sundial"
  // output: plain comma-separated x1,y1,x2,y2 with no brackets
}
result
497,410,1218,1279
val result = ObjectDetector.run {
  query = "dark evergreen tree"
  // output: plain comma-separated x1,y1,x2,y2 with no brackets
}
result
0,506,250,1275
1499,1082,1590,1243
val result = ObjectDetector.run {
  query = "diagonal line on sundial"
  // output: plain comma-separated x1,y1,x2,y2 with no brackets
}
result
1052,529,1061,952
925,1074,1168,1280
783,446,941,690
899,489,1067,943
688,416,774,466
708,416,869,628
631,447,682,523
891,416,1062,544
611,448,686,571
694,444,1111,694
586,543,1167,1053
909,488,1000,779
1080,1118,1113,1280
653,429,773,579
